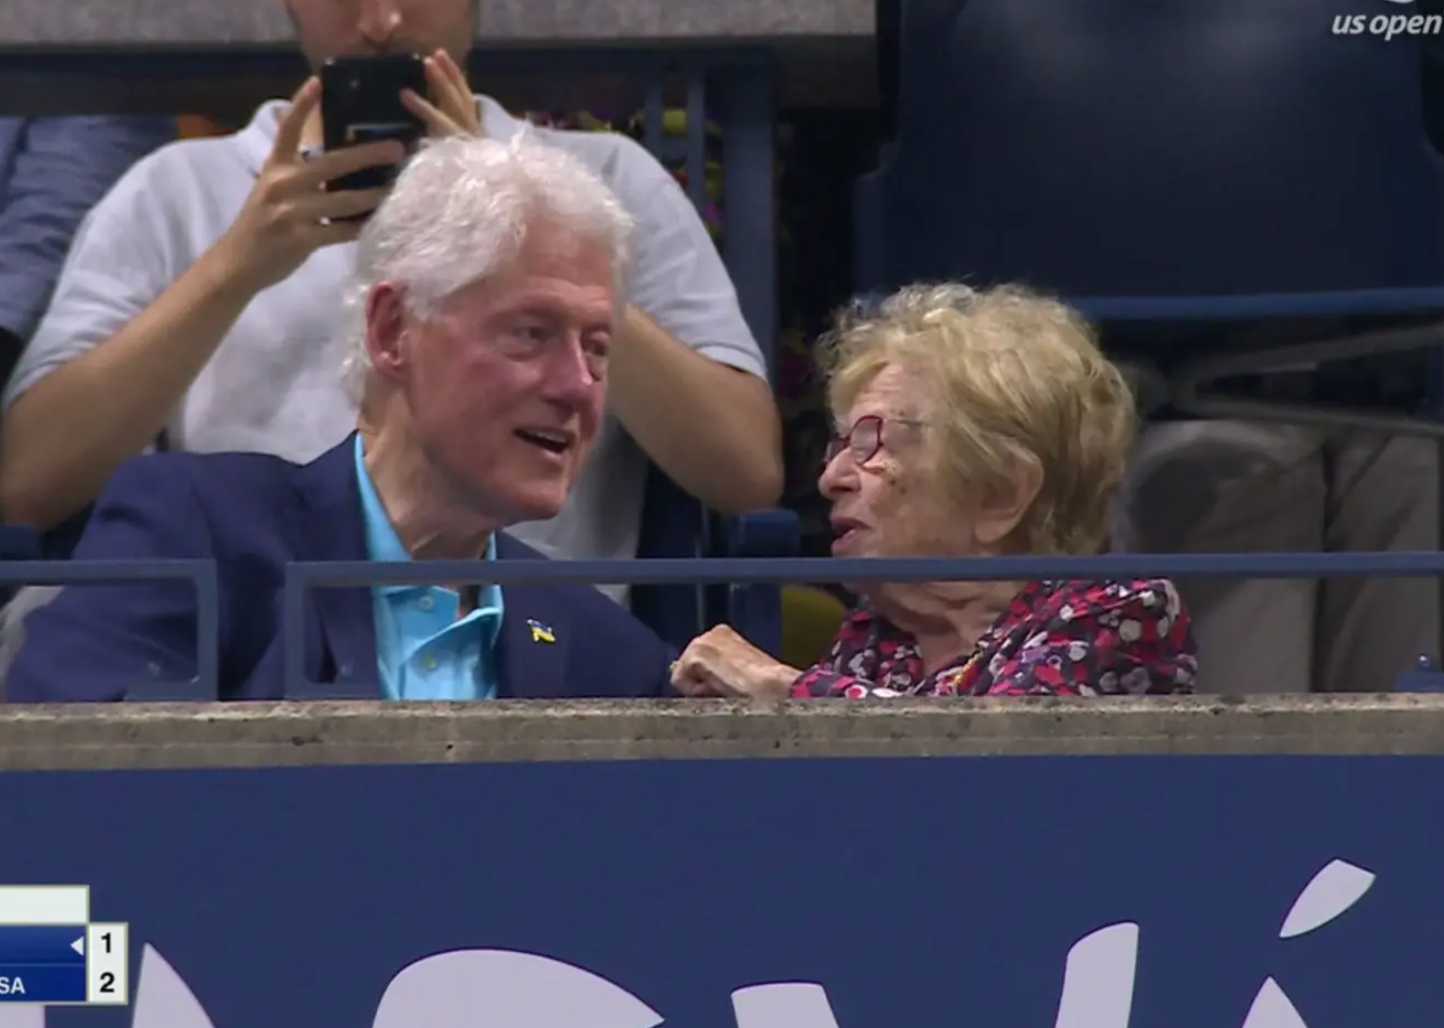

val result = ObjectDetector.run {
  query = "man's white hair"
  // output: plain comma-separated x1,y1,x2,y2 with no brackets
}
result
341,132,635,401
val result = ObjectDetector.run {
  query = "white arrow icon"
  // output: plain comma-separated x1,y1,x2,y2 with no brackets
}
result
70,938,83,956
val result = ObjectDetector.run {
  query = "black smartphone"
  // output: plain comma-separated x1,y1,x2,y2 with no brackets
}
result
320,54,428,193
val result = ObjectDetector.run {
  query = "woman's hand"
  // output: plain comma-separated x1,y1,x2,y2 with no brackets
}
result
671,625,799,699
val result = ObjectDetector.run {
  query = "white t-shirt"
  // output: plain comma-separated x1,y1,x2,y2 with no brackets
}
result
4,97,768,602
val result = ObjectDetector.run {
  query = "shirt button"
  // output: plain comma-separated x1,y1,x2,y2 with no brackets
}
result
417,595,434,612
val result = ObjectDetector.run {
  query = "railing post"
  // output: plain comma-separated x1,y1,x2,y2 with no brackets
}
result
717,57,778,379
0,560,219,700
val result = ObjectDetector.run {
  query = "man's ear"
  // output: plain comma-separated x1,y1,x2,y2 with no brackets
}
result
364,282,410,386
974,454,1044,547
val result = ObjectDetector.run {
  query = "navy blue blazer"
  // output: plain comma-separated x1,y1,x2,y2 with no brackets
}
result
5,436,674,702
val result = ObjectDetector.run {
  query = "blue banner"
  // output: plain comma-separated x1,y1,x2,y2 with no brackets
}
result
0,755,1439,1027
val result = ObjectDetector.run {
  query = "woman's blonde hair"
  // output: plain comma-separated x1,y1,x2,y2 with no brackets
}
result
817,283,1136,555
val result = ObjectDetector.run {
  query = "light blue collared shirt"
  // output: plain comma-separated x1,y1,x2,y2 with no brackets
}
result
353,435,504,700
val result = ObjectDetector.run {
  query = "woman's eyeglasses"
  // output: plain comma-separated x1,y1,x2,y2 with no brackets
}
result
823,415,924,466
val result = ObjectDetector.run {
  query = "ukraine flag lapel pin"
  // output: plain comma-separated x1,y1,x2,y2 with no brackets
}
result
527,618,556,644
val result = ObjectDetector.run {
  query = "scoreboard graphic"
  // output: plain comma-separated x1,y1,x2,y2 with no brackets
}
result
0,887,127,1006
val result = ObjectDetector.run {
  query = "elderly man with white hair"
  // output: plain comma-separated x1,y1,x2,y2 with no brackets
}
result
4,134,675,702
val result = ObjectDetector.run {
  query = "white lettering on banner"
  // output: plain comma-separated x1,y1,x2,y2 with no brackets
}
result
0,858,1379,1028
1331,9,1444,38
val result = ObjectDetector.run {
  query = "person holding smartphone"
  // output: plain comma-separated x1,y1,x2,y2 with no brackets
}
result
0,0,782,612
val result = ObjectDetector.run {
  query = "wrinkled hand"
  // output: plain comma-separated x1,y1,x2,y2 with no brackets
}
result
671,624,797,699
216,77,403,293
402,49,481,138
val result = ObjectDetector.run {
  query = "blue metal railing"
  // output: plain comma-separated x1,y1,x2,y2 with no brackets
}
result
6,551,1444,699
281,551,1444,590
272,550,1444,697
0,560,219,699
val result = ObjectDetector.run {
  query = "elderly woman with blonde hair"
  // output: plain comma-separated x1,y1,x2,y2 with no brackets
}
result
672,283,1197,699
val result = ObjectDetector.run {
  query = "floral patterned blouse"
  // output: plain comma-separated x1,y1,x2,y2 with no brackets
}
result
790,579,1197,698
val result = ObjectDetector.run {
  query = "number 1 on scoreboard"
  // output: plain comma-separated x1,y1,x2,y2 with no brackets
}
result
86,923,128,1005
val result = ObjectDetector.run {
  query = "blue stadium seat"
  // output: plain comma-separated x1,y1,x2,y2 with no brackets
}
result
632,464,798,657
0,524,41,609
1396,654,1444,692
721,506,799,658
632,469,709,652
0,525,39,561
859,0,1444,428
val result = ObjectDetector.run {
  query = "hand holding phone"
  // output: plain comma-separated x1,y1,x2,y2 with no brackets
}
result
321,54,429,193
214,78,406,295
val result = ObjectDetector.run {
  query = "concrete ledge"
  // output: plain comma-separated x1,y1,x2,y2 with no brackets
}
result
3,695,1444,771
1,0,873,46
